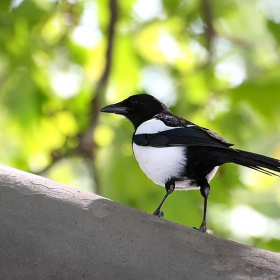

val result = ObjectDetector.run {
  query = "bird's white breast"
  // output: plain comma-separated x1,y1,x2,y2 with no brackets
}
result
133,119,186,187
133,119,219,190
133,143,186,187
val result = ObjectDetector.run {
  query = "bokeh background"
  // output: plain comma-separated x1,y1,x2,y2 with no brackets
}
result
1,0,280,252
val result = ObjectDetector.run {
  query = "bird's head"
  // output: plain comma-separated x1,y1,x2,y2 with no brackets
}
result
100,94,168,129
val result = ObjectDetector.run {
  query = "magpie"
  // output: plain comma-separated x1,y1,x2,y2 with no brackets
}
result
100,94,280,232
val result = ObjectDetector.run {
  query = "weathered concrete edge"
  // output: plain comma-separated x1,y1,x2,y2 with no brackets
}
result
0,164,280,280
0,164,105,208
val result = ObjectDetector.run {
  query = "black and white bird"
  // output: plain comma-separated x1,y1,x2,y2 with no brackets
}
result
100,94,280,232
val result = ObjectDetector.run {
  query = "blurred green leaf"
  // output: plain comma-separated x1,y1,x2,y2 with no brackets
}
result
230,81,280,119
267,20,280,45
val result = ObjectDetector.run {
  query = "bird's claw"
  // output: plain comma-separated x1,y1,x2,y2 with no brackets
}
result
153,210,164,218
193,225,207,233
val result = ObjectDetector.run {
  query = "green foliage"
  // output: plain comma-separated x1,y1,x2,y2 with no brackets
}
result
1,0,280,252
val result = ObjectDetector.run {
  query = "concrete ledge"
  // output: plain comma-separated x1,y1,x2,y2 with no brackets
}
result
0,165,279,279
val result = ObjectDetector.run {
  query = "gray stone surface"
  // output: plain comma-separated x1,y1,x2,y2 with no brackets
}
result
0,165,279,280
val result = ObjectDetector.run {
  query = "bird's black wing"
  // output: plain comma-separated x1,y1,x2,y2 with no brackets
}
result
133,126,233,148
134,126,280,176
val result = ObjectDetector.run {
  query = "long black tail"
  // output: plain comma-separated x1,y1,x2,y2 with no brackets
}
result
208,148,280,176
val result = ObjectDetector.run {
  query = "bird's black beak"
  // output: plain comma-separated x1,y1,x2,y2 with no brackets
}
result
100,102,130,115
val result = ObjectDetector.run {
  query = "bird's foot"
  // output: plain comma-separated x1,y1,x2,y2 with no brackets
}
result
153,209,164,218
193,225,207,233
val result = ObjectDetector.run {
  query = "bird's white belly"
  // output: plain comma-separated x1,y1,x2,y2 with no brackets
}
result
206,166,219,182
132,144,219,190
133,118,219,190
133,143,186,187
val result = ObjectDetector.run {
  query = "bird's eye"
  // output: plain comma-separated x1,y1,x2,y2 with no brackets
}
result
131,100,142,108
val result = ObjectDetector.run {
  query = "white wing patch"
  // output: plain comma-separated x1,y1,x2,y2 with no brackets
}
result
135,119,176,135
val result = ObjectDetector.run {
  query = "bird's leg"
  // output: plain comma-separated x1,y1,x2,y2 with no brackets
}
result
153,179,175,218
197,181,210,232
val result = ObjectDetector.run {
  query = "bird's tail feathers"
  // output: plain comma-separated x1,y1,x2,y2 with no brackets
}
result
208,148,280,177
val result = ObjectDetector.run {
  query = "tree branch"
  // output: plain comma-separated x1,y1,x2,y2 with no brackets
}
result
79,0,118,158
78,0,118,193
36,0,119,193
201,0,216,60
